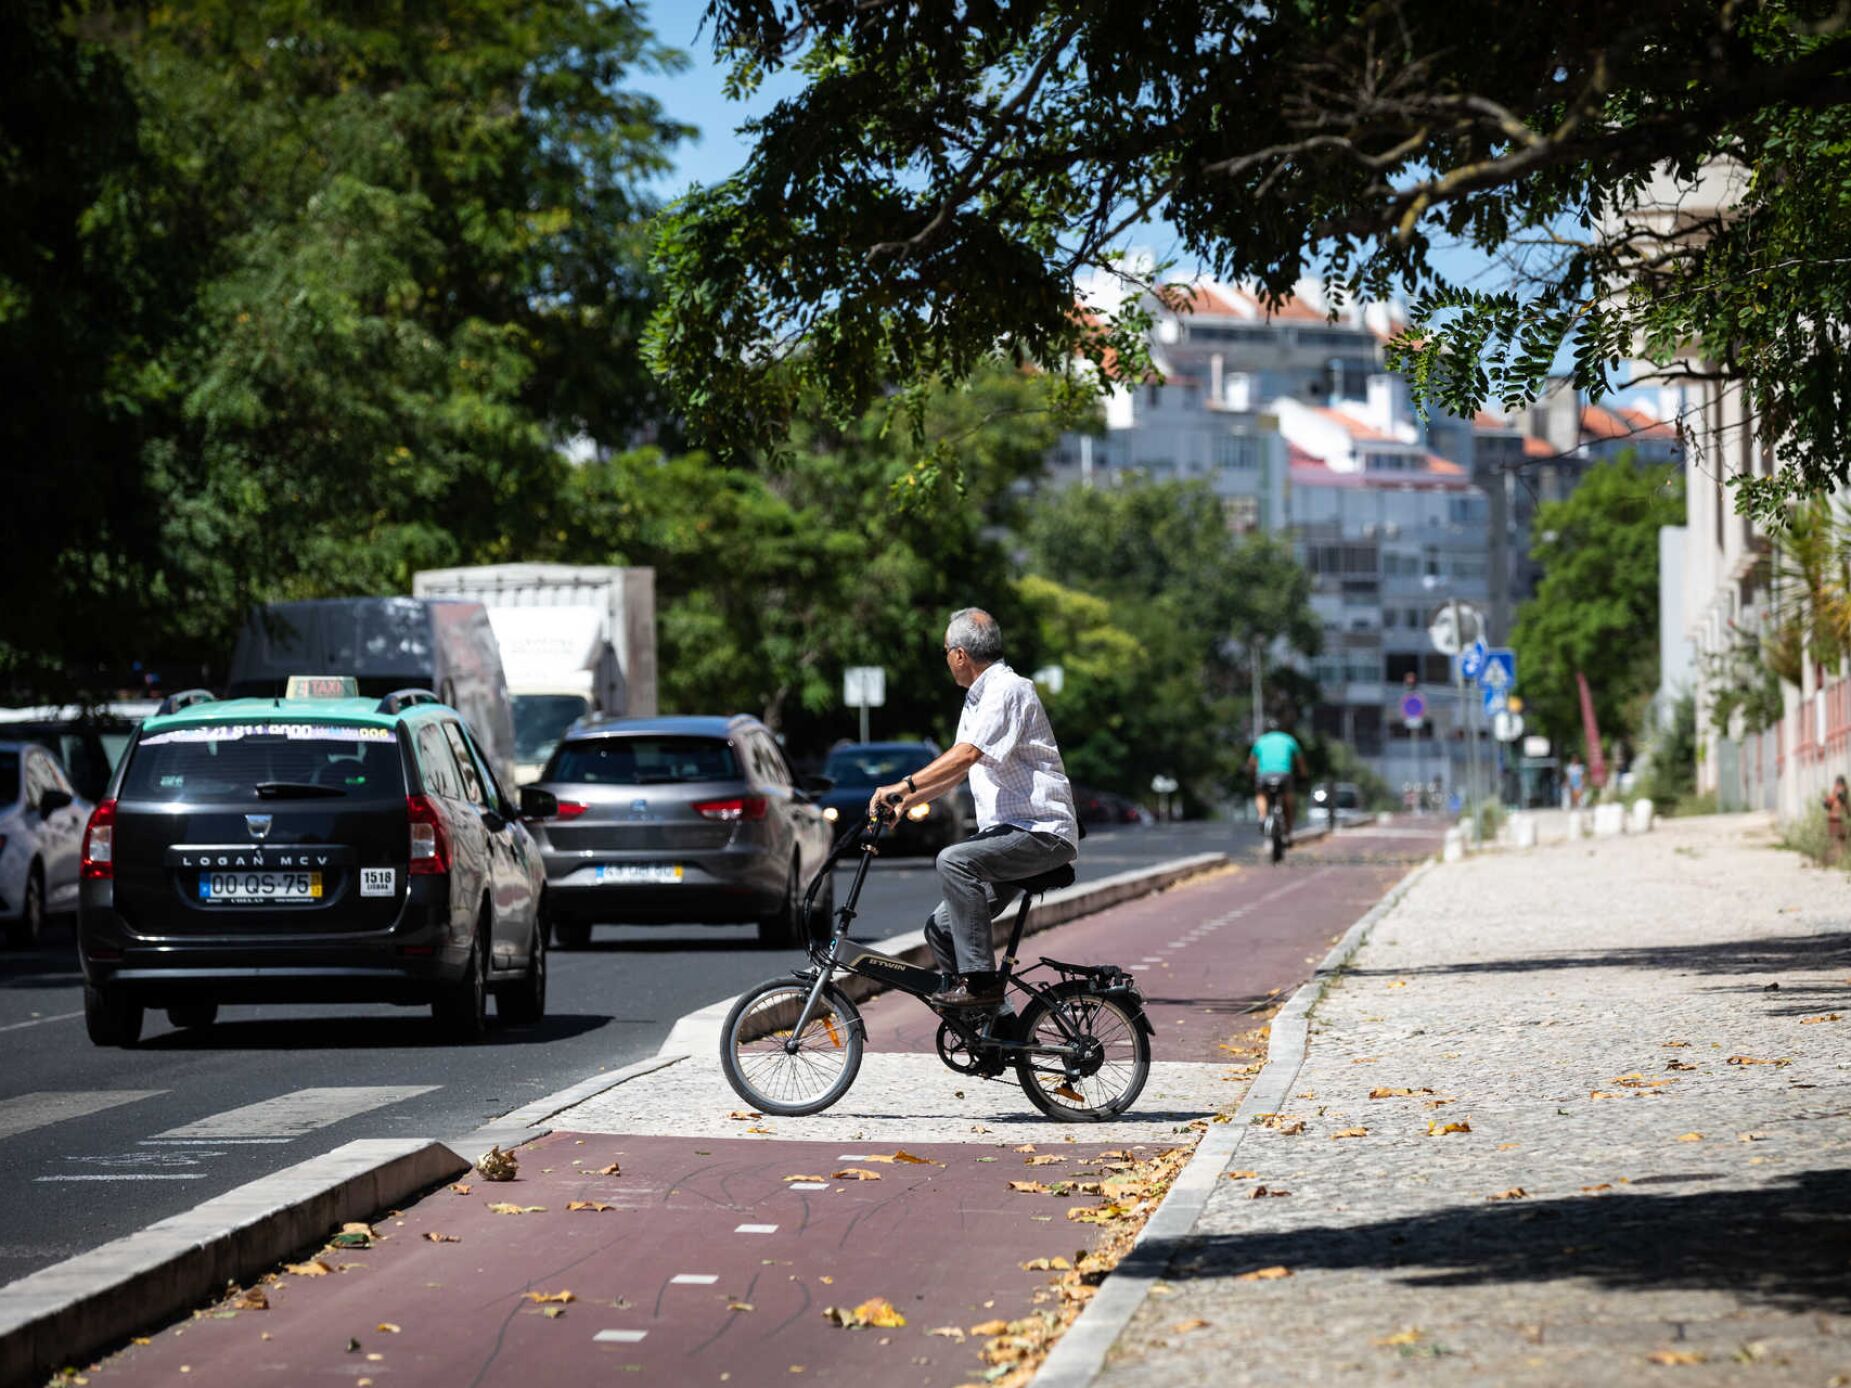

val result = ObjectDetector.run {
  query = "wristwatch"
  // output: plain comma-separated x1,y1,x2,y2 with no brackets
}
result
903,775,918,795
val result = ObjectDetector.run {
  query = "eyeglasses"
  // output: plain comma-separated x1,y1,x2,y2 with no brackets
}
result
944,645,962,655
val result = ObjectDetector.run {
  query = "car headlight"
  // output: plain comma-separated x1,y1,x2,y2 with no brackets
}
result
906,802,931,821
823,806,839,822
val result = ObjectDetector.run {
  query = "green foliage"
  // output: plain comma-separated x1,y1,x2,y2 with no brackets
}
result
2,0,690,694
1778,804,1834,867
1638,691,1698,811
1510,456,1684,748
660,1,1851,510
1703,630,1785,735
1017,479,1320,806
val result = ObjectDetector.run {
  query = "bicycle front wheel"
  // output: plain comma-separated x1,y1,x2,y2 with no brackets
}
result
720,977,864,1116
1015,990,1150,1122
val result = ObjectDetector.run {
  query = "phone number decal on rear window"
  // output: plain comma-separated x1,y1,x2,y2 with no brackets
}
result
141,724,395,746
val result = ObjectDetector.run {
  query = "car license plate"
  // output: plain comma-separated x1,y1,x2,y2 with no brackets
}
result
595,864,683,885
199,871,322,903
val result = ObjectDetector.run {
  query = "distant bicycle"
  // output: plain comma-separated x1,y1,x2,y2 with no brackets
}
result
1258,773,1290,864
719,796,1153,1122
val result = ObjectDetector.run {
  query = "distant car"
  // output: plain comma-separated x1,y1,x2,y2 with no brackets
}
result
526,715,835,949
77,678,548,1047
0,707,144,804
815,741,972,855
1308,781,1369,828
0,742,88,947
1074,787,1153,828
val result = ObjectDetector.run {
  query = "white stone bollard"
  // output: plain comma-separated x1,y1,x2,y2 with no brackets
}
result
1511,812,1538,849
1593,802,1626,838
1566,809,1586,840
1442,826,1466,862
1630,798,1656,834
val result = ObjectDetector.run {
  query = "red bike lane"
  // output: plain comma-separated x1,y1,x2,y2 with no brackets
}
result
84,822,1442,1388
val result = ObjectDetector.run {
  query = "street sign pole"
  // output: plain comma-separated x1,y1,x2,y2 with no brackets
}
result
1451,597,1482,846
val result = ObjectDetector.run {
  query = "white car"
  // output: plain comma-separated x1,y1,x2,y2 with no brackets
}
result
0,741,88,947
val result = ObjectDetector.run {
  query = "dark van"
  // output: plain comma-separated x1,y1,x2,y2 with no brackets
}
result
228,598,516,790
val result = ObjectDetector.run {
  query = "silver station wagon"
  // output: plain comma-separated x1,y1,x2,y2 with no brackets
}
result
525,715,835,949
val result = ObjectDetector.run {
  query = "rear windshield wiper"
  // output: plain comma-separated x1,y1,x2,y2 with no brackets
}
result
253,781,346,799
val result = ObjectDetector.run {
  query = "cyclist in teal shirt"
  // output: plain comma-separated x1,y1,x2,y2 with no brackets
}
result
1248,719,1309,844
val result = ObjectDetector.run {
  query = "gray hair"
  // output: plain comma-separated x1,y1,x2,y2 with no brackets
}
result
946,607,1004,663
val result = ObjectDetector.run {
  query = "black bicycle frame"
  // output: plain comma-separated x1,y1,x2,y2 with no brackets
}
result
781,811,1099,1064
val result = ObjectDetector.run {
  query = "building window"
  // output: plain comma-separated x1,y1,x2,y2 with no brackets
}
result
1217,435,1261,470
1222,494,1260,533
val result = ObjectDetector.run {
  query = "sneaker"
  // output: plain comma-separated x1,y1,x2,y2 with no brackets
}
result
930,974,1006,1011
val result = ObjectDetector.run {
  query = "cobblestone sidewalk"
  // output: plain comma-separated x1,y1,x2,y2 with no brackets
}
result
1098,813,1851,1386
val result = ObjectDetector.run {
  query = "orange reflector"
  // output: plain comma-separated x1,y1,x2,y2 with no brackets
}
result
822,1016,842,1049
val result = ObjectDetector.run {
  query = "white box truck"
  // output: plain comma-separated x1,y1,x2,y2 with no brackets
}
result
412,565,656,784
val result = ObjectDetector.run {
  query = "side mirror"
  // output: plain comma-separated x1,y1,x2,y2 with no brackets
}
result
800,775,835,796
519,786,559,820
38,788,73,816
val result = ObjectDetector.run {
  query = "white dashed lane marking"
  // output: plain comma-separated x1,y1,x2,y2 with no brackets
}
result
0,1090,167,1143
734,1224,778,1234
787,1182,828,1191
153,1086,440,1139
36,1173,207,1182
594,1330,648,1344
669,1274,717,1285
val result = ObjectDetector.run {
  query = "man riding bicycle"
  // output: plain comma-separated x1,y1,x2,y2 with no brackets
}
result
1248,717,1308,845
868,607,1078,1012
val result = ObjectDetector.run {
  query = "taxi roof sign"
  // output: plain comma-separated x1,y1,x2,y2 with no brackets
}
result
286,674,360,700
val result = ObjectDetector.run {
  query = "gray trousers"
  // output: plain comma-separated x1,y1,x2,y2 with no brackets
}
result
925,826,1077,977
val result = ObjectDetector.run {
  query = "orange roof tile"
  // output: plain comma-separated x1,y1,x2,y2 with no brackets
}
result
1310,406,1398,443
1615,405,1679,440
1424,455,1465,476
1473,410,1520,432
1579,403,1633,440
1522,435,1557,459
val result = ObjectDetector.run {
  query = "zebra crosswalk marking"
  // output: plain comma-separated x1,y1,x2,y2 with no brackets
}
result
0,1091,167,1143
153,1086,440,1139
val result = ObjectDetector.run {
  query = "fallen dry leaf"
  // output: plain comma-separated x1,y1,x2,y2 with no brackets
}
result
1726,1055,1790,1067
1024,1155,1066,1166
376,1323,400,1334
927,1326,967,1342
1234,1265,1292,1282
476,1146,519,1182
1800,1012,1842,1024
1226,1169,1259,1180
1009,1180,1053,1194
487,1203,546,1215
232,1288,268,1312
1581,1183,1612,1193
746,1126,774,1134
1013,1144,1037,1153
1497,1142,1520,1151
831,1168,882,1181
728,1300,754,1312
1350,1056,1379,1064
727,1110,762,1121
1386,979,1408,989
1665,1060,1697,1071
1248,1185,1291,1199
523,1290,575,1305
1331,1127,1368,1139
565,1201,615,1212
1646,1349,1706,1366
1368,1087,1432,1099
822,1297,907,1330
284,1260,332,1277
449,1183,472,1196
1428,1120,1472,1136
1487,1187,1528,1201
1019,1256,1073,1271
969,1319,1010,1336
422,1232,460,1243
783,1174,828,1183
1377,1329,1423,1347
862,1150,941,1165
1171,1318,1212,1333
1675,1132,1704,1143
1661,1040,1691,1048
542,1306,566,1320
594,1162,621,1177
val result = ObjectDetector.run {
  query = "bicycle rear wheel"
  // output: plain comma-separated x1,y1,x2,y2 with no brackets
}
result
721,977,864,1116
1015,990,1150,1122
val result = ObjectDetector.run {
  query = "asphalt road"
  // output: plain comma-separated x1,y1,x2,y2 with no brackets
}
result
0,821,1239,1286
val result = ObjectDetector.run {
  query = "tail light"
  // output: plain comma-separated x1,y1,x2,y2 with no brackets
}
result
406,794,451,875
81,799,117,879
692,796,768,822
553,801,589,819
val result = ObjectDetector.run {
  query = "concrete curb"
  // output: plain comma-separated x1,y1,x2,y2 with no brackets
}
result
1031,856,1435,1388
656,851,1232,1060
0,1138,469,1388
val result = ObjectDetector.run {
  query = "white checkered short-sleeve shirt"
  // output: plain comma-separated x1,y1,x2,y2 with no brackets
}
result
955,662,1078,844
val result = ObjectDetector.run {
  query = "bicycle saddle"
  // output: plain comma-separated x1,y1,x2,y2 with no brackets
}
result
1003,864,1076,895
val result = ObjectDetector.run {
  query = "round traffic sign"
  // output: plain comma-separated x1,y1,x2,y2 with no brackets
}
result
1399,691,1426,721
1427,603,1485,657
1493,709,1525,743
